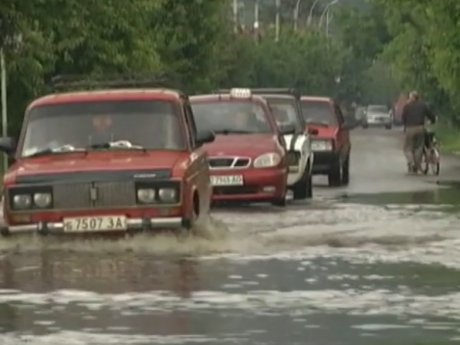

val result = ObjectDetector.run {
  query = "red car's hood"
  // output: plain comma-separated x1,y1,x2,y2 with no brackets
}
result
204,134,280,156
306,124,338,139
5,151,185,183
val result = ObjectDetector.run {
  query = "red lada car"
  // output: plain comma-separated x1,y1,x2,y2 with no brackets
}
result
0,87,215,235
300,96,352,187
190,88,292,206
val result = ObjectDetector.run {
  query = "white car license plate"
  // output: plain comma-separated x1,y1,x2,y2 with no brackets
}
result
63,216,127,233
211,175,244,186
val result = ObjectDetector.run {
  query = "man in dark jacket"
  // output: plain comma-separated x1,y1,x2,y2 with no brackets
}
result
402,91,436,173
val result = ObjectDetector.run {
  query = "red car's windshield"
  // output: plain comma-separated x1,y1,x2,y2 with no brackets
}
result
301,100,337,126
20,100,185,157
191,101,273,134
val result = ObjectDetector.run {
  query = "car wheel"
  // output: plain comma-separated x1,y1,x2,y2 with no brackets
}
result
328,158,342,187
183,193,200,231
362,123,368,129
271,197,287,207
342,154,350,185
293,164,312,200
385,124,392,130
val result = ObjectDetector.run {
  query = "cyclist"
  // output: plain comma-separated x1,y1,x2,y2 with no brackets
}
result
401,90,436,173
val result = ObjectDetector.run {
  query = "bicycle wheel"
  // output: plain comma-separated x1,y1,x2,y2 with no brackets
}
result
421,149,429,175
430,147,440,175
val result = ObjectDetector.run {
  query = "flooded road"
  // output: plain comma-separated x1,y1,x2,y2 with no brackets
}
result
1,128,460,345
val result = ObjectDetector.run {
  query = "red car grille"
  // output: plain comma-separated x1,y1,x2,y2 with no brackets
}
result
53,181,136,210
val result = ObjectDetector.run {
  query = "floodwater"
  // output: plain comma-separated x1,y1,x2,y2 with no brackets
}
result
1,128,460,345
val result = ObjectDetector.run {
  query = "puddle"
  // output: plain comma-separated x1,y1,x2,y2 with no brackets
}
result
340,184,460,207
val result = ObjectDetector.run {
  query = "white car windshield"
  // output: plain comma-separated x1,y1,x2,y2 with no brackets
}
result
266,99,303,133
367,105,388,113
20,100,185,158
191,101,273,134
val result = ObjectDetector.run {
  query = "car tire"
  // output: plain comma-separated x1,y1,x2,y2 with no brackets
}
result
385,124,392,130
362,123,368,129
293,164,313,200
328,158,342,187
342,154,350,185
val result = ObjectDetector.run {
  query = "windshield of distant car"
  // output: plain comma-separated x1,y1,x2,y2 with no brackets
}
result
367,105,388,113
191,101,273,134
20,100,185,157
265,98,303,132
301,100,337,126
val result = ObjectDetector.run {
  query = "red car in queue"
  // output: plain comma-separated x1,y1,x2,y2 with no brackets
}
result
190,88,292,206
300,96,352,187
0,85,215,236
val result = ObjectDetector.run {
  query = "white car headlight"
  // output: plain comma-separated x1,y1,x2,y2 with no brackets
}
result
33,193,52,208
137,188,156,203
254,152,281,168
13,194,32,209
158,188,177,203
311,140,333,152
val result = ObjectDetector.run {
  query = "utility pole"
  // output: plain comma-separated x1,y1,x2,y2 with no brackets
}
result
307,0,322,27
233,0,238,34
275,0,281,42
254,0,259,41
0,48,7,174
294,0,301,32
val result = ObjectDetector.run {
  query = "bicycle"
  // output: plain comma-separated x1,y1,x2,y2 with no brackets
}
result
421,129,440,175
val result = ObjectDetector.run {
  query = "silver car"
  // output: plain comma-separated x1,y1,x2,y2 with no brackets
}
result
362,105,392,129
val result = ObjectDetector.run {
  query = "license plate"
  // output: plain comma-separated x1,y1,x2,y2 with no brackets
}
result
63,216,127,233
211,175,244,186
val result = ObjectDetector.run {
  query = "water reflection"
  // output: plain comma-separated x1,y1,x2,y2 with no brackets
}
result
0,251,203,296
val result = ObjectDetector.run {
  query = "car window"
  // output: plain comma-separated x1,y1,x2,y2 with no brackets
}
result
367,105,388,113
265,98,303,132
301,100,337,126
21,100,185,157
191,101,273,134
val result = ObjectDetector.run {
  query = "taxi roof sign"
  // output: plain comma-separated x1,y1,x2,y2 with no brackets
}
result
229,88,252,98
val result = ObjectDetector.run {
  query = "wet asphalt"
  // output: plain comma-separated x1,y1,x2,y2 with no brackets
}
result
1,127,460,345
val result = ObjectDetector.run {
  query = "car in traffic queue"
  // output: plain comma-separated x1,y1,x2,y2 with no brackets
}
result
0,84,215,236
300,96,352,187
190,88,290,206
249,88,316,200
362,104,393,129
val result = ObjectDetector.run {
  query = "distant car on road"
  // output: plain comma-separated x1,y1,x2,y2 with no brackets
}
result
191,88,290,206
300,96,352,187
0,82,215,236
362,105,393,129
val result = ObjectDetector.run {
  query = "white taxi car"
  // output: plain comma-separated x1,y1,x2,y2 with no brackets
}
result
250,88,316,199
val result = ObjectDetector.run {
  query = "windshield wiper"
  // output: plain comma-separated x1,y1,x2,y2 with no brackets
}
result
25,145,86,158
214,129,254,135
88,140,147,152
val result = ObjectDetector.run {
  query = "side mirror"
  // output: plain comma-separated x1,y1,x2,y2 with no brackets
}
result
307,128,319,136
279,123,296,135
0,137,16,156
195,130,215,147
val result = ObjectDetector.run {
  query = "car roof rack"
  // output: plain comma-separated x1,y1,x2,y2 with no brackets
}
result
250,88,301,99
48,73,180,93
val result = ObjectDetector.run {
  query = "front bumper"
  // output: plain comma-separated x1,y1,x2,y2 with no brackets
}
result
1,216,184,236
211,168,286,202
312,151,338,174
364,117,392,126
